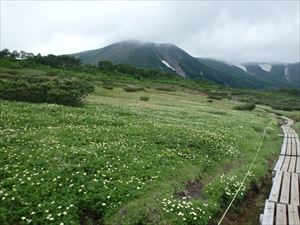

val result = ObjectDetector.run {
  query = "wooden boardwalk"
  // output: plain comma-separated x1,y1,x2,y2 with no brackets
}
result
261,117,300,225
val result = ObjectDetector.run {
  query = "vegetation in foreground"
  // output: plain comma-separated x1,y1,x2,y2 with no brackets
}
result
0,54,299,224
1,84,284,224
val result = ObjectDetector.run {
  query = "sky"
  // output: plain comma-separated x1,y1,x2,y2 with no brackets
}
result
1,1,299,63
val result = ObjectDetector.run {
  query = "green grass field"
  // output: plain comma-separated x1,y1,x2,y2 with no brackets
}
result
0,84,285,225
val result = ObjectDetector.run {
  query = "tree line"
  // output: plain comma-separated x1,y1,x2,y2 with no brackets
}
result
0,48,177,80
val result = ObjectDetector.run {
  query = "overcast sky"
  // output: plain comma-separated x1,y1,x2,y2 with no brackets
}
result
1,1,299,63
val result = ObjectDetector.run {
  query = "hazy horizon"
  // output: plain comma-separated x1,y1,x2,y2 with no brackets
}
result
1,1,299,64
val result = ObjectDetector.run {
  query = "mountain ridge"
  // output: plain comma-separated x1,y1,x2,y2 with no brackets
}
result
71,40,300,89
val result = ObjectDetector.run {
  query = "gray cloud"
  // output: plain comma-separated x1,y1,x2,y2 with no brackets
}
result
1,1,299,63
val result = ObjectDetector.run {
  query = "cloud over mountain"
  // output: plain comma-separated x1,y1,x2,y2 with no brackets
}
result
1,1,299,63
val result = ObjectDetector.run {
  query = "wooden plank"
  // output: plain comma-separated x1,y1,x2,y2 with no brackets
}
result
279,172,291,204
269,172,283,202
291,130,297,139
288,204,300,225
261,200,275,225
290,173,300,205
288,157,296,173
296,139,300,156
281,156,291,172
295,138,299,155
291,138,297,156
286,138,292,155
289,129,296,138
283,129,288,139
276,203,287,225
295,132,299,141
288,128,294,135
281,138,287,155
274,156,284,172
296,157,300,173
286,128,291,138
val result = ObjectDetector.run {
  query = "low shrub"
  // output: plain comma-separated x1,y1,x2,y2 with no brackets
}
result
102,80,114,90
140,96,149,101
233,103,256,111
207,95,223,100
207,99,213,103
47,88,83,106
103,85,114,90
123,86,144,92
7,70,18,75
271,105,293,111
0,79,94,106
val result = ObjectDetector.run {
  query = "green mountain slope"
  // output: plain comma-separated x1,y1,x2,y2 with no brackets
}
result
242,62,300,89
197,59,293,89
71,40,299,89
71,40,204,77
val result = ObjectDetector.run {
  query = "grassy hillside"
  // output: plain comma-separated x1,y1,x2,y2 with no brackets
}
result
0,79,286,224
0,56,299,224
0,57,299,111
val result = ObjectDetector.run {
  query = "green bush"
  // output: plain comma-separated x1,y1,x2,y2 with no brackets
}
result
123,86,144,92
7,70,18,75
103,85,114,90
0,79,94,106
207,99,213,103
140,96,149,101
102,80,114,90
207,95,223,100
47,88,83,106
233,103,256,111
0,80,47,103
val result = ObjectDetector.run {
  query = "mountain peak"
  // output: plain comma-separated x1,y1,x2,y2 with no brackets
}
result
113,40,177,48
71,41,300,89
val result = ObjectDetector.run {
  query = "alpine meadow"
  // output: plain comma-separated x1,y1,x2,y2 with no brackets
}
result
0,1,300,225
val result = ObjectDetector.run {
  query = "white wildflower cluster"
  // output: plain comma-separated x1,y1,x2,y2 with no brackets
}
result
161,197,212,223
205,173,254,204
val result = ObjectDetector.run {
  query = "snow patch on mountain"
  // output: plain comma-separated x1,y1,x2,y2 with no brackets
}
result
284,66,290,81
162,60,175,71
259,64,272,72
284,67,288,76
235,64,247,72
